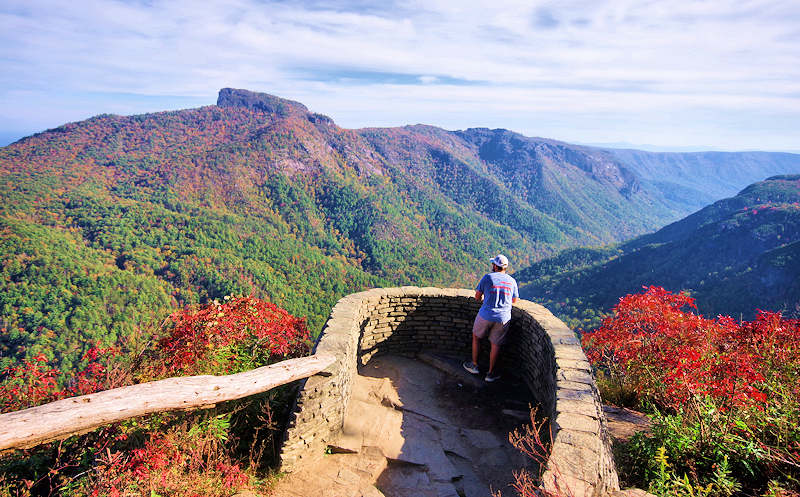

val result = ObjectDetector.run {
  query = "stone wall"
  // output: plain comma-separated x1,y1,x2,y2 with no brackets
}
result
279,287,619,496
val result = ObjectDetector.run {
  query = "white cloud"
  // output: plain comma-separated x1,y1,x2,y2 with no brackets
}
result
0,0,799,150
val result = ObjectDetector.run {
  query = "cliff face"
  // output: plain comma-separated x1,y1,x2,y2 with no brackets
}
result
217,87,309,116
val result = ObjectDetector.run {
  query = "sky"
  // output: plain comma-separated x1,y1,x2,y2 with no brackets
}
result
1,0,799,151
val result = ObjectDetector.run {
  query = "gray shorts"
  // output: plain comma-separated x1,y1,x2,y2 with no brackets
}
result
472,314,510,345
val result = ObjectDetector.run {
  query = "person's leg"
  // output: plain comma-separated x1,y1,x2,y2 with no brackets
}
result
464,315,490,374
472,333,481,365
488,341,501,374
471,315,492,365
486,321,510,376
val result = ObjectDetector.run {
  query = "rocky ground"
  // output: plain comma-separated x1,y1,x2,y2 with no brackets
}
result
270,353,539,497
268,353,652,497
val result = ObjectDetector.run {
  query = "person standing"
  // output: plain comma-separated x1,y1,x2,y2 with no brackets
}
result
463,254,519,382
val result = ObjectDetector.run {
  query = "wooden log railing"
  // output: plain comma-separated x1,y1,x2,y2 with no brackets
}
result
0,353,335,453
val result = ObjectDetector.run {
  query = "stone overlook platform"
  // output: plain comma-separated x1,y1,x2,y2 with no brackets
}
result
275,287,619,496
271,353,538,496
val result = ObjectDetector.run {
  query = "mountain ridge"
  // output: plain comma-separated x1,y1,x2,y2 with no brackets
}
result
1,88,799,371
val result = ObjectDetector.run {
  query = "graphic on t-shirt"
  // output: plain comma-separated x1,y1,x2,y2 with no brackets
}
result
476,272,519,324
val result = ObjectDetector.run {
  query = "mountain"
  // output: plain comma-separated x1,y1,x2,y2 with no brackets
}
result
359,125,676,245
516,175,800,329
609,148,800,212
1,88,799,370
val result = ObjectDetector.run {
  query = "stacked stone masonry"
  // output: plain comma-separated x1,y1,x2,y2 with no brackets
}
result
280,287,620,496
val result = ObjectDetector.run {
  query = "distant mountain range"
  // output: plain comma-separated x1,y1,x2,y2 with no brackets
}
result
585,141,800,154
608,148,800,212
1,88,799,369
516,175,800,329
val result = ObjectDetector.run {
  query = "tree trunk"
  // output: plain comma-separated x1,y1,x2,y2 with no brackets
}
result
0,353,335,452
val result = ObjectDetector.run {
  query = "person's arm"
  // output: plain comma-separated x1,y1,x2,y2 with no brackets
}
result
512,279,519,304
475,274,487,302
512,296,518,303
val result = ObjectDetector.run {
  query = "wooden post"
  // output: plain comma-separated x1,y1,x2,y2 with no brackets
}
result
0,353,335,452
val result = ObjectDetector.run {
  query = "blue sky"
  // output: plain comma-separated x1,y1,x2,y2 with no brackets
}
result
1,0,799,151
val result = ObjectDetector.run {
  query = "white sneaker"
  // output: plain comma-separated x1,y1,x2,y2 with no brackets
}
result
462,361,480,374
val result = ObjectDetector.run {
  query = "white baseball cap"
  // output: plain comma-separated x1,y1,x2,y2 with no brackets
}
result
490,254,509,268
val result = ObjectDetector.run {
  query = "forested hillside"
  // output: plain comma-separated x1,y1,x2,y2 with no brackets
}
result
359,125,679,244
2,88,799,372
610,148,800,211
517,175,800,329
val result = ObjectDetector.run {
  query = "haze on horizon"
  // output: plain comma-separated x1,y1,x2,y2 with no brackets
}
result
1,0,799,152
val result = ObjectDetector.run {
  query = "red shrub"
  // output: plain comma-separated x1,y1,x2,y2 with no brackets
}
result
151,295,311,377
582,286,800,412
0,296,311,496
0,345,117,413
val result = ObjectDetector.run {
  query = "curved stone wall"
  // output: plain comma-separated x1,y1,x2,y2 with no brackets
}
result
279,287,619,496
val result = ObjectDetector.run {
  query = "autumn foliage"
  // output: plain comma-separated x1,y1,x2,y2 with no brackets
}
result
582,286,800,411
581,287,800,495
149,295,310,377
0,296,310,496
0,346,121,413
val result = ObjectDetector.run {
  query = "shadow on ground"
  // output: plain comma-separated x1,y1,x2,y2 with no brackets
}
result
272,353,544,497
